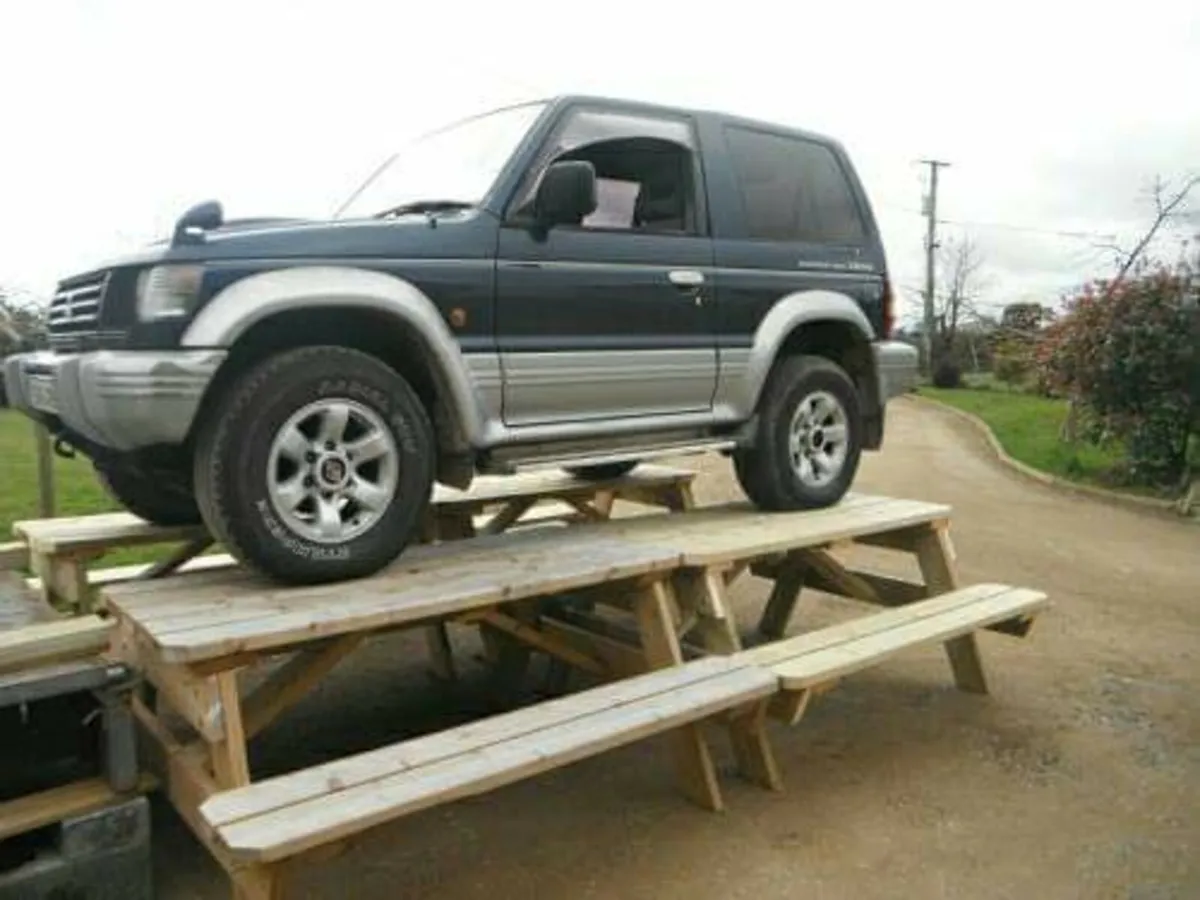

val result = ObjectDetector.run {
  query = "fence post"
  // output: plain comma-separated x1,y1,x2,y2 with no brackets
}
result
34,421,55,518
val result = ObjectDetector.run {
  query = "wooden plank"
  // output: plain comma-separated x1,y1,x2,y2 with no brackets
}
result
423,623,456,681
801,566,1036,637
3,465,684,562
202,655,748,828
803,566,926,606
727,700,782,791
131,695,236,874
673,570,741,654
430,464,695,513
0,572,55,630
476,497,537,536
0,616,112,673
632,580,723,812
211,671,251,788
757,556,809,640
610,495,951,568
39,555,93,612
915,524,990,694
25,553,236,594
853,522,947,552
207,664,773,863
798,549,883,604
13,512,206,555
232,865,285,900
0,773,156,842
115,625,226,744
242,634,364,740
105,523,669,610
538,619,651,679
773,587,1049,690
0,540,29,571
473,610,605,676
108,534,685,664
741,583,1028,668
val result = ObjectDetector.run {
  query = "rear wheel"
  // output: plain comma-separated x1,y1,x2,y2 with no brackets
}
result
193,345,435,585
733,354,862,510
564,460,639,481
95,463,201,526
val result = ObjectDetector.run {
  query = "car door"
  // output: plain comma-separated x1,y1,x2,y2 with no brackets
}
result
495,103,717,427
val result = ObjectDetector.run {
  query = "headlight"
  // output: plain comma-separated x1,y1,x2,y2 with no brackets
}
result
136,264,205,320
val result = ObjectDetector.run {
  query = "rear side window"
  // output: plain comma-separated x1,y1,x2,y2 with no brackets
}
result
724,126,867,245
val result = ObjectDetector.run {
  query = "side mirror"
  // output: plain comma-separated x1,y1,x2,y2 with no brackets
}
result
533,160,597,232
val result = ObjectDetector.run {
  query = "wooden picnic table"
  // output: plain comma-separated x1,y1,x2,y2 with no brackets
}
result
85,480,1049,899
11,464,697,612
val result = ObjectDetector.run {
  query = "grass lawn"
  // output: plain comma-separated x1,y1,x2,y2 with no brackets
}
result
0,409,193,569
917,387,1141,492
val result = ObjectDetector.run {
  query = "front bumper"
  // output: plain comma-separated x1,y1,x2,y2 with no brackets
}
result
4,349,226,451
873,339,919,402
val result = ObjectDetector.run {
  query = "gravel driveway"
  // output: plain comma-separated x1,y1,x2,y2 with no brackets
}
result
158,396,1200,900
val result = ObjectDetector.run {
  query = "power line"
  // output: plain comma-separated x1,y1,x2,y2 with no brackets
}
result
877,201,1121,242
938,217,1118,242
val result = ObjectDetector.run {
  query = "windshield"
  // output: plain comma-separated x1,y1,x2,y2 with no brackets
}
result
334,101,547,219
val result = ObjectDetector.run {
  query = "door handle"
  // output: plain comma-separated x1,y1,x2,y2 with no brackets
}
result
668,269,705,289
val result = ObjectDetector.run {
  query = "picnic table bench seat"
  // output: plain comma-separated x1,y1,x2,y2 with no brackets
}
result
739,583,1049,722
199,654,775,878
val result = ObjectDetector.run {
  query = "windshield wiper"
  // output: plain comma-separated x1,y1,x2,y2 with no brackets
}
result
373,199,474,219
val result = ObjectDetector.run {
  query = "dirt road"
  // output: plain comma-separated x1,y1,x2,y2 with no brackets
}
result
160,396,1200,899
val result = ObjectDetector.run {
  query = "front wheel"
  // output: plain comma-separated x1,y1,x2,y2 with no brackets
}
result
193,346,435,585
733,354,862,510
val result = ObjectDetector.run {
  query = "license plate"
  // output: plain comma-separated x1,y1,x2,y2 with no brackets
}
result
26,376,59,415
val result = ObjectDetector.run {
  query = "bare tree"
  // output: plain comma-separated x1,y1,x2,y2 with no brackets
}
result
932,234,986,367
1094,173,1200,285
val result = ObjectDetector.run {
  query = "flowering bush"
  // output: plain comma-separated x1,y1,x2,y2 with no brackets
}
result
1037,268,1199,486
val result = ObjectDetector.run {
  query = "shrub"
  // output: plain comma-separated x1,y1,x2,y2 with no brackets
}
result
1038,267,1199,486
992,340,1031,390
932,361,962,389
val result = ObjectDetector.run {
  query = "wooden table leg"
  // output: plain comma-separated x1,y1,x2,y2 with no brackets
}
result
914,522,989,694
209,671,251,788
424,623,457,682
232,864,285,900
674,569,741,654
633,580,724,812
727,700,782,792
757,555,809,640
421,509,478,680
32,551,96,613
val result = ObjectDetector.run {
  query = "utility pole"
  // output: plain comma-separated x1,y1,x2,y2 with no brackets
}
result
920,159,950,374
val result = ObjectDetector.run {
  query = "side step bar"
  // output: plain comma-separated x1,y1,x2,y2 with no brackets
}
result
485,438,738,475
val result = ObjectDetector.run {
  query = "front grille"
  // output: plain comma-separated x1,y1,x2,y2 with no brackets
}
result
47,272,108,336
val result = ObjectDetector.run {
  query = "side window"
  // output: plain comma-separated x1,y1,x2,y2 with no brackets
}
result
724,126,867,245
509,108,703,235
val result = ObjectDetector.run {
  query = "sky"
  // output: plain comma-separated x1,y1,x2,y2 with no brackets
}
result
2,0,1198,325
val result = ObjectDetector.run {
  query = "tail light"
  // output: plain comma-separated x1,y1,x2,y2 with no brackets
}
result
880,277,895,339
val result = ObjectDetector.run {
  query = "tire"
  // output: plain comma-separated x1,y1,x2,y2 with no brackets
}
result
564,460,639,481
733,354,862,510
95,463,202,526
193,345,435,585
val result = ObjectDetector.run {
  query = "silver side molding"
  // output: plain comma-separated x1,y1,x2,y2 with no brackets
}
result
484,436,737,474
